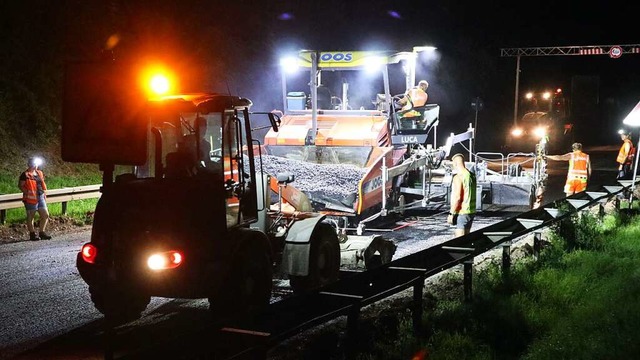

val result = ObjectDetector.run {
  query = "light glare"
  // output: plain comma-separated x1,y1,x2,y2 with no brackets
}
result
533,127,547,138
147,251,183,270
150,75,170,95
280,56,299,74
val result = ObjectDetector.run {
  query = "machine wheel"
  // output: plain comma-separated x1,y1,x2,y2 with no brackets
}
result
289,223,340,294
89,284,151,324
209,240,272,317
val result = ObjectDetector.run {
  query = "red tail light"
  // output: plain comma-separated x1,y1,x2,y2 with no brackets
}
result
81,243,98,264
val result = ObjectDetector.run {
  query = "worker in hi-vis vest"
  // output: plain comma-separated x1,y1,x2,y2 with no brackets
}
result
447,153,477,237
547,142,591,197
616,129,635,180
396,80,428,121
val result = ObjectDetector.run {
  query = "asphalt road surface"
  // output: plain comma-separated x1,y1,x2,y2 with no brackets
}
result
0,145,620,359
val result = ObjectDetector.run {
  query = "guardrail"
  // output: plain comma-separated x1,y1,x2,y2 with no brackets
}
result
127,181,638,359
0,184,102,224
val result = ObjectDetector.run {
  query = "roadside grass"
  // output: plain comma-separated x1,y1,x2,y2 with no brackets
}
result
0,171,100,225
347,210,640,360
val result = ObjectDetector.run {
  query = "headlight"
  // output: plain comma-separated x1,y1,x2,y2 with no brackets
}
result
533,127,547,138
511,128,523,137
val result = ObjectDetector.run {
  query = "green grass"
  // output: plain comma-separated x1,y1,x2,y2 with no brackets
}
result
0,170,101,225
337,210,640,360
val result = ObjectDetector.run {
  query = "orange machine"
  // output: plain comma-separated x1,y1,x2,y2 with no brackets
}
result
262,50,422,222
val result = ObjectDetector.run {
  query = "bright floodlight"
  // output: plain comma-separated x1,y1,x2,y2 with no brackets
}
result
511,128,523,137
413,46,437,52
364,56,385,73
542,91,551,100
525,92,533,100
622,100,640,127
32,157,43,167
279,56,299,74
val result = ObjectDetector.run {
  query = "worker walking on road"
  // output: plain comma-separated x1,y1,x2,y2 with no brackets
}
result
396,80,428,122
447,153,477,237
18,157,52,240
616,129,636,180
547,142,591,197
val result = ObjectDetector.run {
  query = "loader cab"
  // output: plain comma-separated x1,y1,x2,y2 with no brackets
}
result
140,97,259,228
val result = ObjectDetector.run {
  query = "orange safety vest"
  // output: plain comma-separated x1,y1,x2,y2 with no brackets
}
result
22,169,47,204
616,138,635,165
401,87,428,116
567,150,589,181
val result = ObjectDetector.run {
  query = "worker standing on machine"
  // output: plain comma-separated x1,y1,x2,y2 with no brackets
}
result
396,80,429,122
547,142,591,197
447,153,477,237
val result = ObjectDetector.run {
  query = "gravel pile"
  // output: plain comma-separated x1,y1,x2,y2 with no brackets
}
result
255,154,368,208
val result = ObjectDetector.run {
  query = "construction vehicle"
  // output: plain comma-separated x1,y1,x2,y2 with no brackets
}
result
265,48,545,226
64,60,348,322
506,88,574,153
265,49,445,226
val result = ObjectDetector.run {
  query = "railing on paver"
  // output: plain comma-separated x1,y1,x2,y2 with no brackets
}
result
0,184,101,224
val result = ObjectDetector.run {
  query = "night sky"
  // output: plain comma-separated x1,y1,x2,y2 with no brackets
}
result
2,0,638,149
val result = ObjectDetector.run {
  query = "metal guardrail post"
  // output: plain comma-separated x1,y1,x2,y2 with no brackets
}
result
442,246,475,302
463,260,473,302
533,232,542,260
412,275,424,334
346,303,361,358
502,241,512,278
1,209,5,225
62,202,68,215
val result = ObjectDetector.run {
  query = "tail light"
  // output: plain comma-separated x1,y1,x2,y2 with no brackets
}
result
81,243,98,264
147,251,183,270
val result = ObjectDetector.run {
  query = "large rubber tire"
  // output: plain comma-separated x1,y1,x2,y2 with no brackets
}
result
89,284,151,325
209,239,273,317
289,223,340,294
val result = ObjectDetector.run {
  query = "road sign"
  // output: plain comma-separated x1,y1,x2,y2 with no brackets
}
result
609,46,623,58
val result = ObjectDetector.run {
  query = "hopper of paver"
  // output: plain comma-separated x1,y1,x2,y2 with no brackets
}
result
261,110,398,217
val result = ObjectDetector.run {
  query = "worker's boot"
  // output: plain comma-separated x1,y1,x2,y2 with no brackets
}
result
39,231,52,240
29,232,38,241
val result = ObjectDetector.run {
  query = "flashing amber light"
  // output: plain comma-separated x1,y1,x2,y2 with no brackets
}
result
149,74,170,95
147,251,183,271
81,243,98,264
139,65,176,98
525,92,533,100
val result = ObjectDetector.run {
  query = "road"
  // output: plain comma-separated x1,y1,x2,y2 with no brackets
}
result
0,145,620,359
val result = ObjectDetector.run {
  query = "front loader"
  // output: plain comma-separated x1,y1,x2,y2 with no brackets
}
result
64,60,342,322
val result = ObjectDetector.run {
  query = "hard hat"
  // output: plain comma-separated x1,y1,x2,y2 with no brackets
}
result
451,153,465,161
418,80,429,88
618,129,631,136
